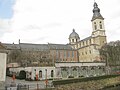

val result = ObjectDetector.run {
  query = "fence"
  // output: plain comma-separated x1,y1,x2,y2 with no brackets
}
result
5,82,54,90
5,84,28,90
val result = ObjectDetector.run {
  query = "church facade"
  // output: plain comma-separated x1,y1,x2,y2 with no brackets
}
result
3,2,107,80
69,2,106,62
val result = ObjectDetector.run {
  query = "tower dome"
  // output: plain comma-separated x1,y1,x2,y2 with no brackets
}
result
69,29,79,39
69,29,80,44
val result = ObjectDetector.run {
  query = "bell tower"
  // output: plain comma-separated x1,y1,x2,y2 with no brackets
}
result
91,2,107,47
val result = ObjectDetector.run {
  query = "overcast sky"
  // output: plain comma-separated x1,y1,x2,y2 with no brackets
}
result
0,0,120,44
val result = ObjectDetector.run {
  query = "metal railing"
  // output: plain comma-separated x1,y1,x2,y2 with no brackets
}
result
5,82,54,90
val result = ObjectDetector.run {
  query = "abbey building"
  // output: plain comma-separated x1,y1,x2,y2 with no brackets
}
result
1,2,107,80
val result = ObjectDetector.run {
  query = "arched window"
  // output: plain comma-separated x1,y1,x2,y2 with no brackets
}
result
89,39,91,44
68,52,70,57
64,51,66,58
72,51,74,57
72,39,74,42
99,21,102,29
94,22,97,30
100,24,102,29
39,70,42,78
76,39,77,42
91,67,94,70
51,70,54,77
94,25,97,30
56,51,59,58
83,42,84,46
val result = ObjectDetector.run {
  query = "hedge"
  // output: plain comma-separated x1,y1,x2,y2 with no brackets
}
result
53,75,120,86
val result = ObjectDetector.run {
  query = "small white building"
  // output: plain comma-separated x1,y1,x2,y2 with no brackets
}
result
9,67,56,80
30,67,55,80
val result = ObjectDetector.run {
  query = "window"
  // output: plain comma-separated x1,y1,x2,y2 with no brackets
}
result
89,39,91,44
79,44,81,48
64,51,66,58
72,51,74,57
56,51,59,58
100,24,102,29
89,50,91,54
94,22,97,30
86,41,88,45
68,51,70,57
91,67,94,70
82,52,84,55
39,70,42,78
51,70,54,77
83,42,84,46
99,21,102,29
72,39,74,42
76,39,77,42
94,46,96,49
94,25,97,30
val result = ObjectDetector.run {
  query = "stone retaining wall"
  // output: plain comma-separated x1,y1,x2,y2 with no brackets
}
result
0,81,5,90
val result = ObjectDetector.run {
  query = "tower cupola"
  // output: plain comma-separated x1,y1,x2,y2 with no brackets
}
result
92,2,104,21
69,29,80,44
91,2,105,32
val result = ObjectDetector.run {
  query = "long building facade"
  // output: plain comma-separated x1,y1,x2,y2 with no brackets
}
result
2,2,107,80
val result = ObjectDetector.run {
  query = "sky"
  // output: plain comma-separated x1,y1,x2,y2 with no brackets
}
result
0,0,120,44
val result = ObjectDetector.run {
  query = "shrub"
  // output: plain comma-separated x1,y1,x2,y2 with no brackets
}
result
53,75,120,86
68,76,74,78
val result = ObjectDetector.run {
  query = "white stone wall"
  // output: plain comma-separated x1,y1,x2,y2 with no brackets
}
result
0,53,7,81
55,62,106,67
9,67,56,80
31,67,55,80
